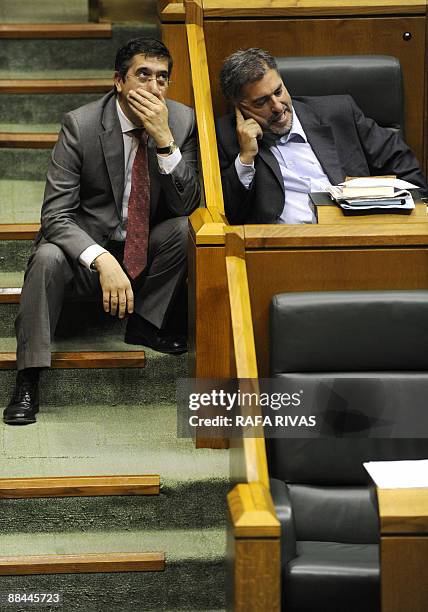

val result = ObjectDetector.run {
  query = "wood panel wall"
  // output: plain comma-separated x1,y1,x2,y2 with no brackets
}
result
161,3,427,169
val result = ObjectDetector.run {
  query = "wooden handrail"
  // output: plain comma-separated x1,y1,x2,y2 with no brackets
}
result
225,227,280,611
225,226,269,490
184,0,225,218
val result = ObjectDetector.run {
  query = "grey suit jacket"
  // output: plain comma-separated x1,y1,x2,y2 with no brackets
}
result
216,95,428,225
40,90,200,261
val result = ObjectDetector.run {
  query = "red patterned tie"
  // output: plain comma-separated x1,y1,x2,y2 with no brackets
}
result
123,129,150,279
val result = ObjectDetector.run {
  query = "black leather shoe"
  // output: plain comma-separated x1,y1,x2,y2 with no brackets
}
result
125,314,187,355
3,369,40,425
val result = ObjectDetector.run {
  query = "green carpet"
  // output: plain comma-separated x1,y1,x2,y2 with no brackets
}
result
0,180,44,224
0,562,226,611
0,480,230,532
2,25,159,73
0,244,33,273
0,271,25,287
0,123,59,133
0,94,102,127
0,528,226,561
0,403,228,477
0,0,88,23
0,148,52,181
0,69,113,79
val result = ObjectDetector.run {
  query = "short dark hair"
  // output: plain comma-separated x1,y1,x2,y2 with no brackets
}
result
220,48,278,102
115,37,173,80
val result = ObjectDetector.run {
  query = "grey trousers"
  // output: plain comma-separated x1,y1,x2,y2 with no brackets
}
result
15,217,188,370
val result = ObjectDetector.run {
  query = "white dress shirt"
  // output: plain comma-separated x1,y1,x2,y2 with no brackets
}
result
235,108,332,224
79,99,182,269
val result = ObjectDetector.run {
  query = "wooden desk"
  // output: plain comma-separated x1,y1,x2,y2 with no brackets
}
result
377,488,428,612
317,203,428,225
189,211,428,379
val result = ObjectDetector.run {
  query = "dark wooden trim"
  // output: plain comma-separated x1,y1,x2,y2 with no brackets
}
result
0,351,146,369
0,23,111,38
0,225,39,240
0,133,57,149
0,475,160,498
0,80,113,94
0,552,165,575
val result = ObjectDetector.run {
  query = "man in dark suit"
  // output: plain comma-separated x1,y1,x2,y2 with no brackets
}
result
216,48,427,225
4,38,200,425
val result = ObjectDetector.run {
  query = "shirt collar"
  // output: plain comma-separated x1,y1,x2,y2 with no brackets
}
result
116,98,138,135
277,106,307,145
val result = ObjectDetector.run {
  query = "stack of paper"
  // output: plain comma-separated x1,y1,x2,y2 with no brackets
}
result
327,177,417,215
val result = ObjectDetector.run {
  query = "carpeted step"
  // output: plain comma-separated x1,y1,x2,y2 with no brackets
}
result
0,402,227,477
0,124,59,133
0,243,33,273
0,528,226,610
0,147,52,180
0,93,101,128
0,0,89,23
0,479,229,532
0,179,44,228
0,300,186,403
0,273,24,294
0,25,158,73
0,399,229,528
0,357,185,407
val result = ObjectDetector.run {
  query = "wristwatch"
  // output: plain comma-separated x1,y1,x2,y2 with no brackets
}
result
156,140,178,155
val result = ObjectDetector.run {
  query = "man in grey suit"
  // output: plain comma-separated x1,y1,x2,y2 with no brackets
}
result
4,38,200,425
216,48,427,225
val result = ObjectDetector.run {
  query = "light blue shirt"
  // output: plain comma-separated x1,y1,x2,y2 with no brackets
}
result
235,108,332,224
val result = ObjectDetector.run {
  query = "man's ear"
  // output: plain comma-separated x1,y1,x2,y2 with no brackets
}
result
114,71,123,94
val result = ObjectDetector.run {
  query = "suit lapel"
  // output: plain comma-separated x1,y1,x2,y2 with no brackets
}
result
293,99,345,185
258,143,285,194
100,94,125,218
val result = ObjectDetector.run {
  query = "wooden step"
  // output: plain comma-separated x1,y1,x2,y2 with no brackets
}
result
0,475,160,498
0,351,146,369
0,288,21,304
0,23,112,39
0,132,57,148
0,79,112,94
0,552,165,575
0,224,39,240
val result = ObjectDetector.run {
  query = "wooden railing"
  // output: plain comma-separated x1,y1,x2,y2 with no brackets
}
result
224,226,280,611
184,0,225,220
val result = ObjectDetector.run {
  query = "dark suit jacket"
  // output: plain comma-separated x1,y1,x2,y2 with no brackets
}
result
40,90,200,261
216,95,428,225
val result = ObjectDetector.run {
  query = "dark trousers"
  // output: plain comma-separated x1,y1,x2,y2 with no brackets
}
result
15,217,188,370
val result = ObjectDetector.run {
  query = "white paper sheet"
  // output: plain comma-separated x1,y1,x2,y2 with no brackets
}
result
340,177,420,190
363,459,428,489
